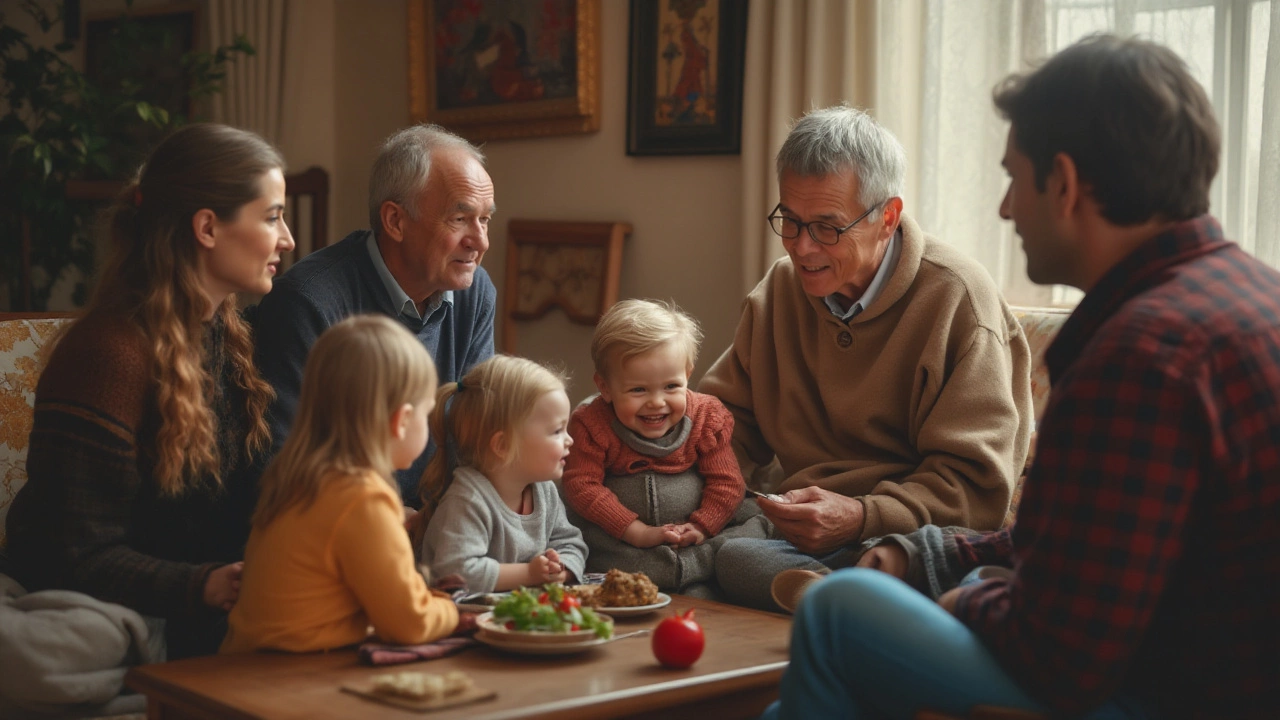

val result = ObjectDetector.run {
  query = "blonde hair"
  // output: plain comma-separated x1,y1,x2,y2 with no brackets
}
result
82,123,281,494
591,299,703,376
419,355,567,517
253,315,438,527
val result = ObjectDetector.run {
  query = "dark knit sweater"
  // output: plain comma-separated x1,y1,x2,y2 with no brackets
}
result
250,230,497,503
6,311,254,635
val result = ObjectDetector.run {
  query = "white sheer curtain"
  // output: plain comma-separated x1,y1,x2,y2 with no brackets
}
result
738,0,879,293
740,0,1280,305
886,0,1052,304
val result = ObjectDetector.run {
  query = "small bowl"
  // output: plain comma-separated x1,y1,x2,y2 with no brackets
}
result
475,611,613,645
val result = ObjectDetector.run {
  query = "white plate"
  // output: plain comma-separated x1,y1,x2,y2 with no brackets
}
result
475,631,613,656
591,592,672,617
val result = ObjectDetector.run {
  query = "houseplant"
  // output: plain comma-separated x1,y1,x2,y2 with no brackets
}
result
0,0,253,310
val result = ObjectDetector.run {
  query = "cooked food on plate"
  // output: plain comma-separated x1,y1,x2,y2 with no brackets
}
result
569,569,660,608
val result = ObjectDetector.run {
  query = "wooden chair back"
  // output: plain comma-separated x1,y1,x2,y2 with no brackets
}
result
501,219,631,354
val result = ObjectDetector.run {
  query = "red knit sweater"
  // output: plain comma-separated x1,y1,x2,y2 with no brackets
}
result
561,391,744,539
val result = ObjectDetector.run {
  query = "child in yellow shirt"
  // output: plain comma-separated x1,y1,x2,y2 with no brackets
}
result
221,316,458,653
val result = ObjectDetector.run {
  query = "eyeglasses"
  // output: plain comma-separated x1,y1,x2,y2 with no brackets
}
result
766,202,881,246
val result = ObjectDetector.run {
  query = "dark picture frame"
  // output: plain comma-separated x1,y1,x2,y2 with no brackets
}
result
407,0,601,142
84,4,198,121
626,0,748,156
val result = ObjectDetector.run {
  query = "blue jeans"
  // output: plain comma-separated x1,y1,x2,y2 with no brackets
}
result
760,569,1154,720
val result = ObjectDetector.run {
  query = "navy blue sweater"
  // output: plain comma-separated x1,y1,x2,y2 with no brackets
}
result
251,230,496,503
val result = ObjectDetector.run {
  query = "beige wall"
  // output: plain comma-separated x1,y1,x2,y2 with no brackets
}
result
19,0,749,397
332,0,745,401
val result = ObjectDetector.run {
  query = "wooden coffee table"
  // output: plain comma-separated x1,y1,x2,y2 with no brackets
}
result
125,595,791,719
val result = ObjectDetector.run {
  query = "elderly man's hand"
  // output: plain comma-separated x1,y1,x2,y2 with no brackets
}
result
756,486,864,555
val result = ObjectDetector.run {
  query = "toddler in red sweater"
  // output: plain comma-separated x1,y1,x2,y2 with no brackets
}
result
560,300,771,596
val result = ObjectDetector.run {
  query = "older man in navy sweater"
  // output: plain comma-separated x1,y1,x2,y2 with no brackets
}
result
253,125,496,505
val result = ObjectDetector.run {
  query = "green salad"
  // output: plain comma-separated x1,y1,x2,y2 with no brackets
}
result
491,584,613,639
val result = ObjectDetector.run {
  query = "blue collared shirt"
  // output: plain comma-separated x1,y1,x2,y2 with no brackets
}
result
823,229,901,321
365,233,451,323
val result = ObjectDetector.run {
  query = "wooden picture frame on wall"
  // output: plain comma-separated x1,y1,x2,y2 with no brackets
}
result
408,0,602,143
84,3,199,121
502,219,631,354
626,0,748,156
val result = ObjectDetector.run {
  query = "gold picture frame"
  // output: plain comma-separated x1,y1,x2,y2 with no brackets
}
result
407,0,602,142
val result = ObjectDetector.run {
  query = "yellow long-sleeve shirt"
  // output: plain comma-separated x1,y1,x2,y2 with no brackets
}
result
221,470,458,653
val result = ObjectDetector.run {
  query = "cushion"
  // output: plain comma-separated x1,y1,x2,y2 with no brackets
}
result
0,316,73,547
1010,306,1071,426
1007,306,1072,527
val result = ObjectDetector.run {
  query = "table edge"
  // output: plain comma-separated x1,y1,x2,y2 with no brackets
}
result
126,659,788,720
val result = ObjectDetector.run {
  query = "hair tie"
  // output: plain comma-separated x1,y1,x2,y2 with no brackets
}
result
133,189,143,208
456,379,466,392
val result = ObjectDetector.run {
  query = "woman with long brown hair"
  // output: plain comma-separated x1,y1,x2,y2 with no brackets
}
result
4,123,294,657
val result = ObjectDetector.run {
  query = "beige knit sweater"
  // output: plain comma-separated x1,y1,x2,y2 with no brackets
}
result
699,214,1032,539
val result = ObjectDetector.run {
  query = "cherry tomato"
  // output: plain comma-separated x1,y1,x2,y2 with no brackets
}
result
505,621,516,630
652,608,704,669
557,595,580,613
538,592,550,604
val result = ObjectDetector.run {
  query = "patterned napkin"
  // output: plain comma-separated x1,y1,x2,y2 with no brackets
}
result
357,636,477,666
357,610,481,666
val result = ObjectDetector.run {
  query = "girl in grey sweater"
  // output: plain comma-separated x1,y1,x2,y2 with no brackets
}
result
419,356,587,593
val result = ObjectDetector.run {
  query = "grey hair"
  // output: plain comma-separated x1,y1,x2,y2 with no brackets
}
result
775,105,907,207
367,124,486,233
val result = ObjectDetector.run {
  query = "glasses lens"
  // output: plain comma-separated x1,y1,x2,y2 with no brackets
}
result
809,222,839,245
770,216,800,238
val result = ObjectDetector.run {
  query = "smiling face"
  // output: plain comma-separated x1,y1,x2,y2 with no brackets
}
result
396,148,495,298
595,342,691,440
776,168,897,303
509,390,574,482
200,168,294,299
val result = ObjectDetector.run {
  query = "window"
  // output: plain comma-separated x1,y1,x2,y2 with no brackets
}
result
907,0,1274,306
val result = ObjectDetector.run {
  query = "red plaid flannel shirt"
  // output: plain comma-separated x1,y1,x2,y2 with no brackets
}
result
952,216,1280,717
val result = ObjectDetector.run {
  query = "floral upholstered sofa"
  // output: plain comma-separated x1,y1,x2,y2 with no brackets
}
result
1006,305,1072,526
0,314,70,550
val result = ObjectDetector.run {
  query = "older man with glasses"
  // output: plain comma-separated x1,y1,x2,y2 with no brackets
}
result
701,105,1032,612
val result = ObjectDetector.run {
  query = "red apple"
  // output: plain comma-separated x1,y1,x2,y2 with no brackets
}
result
652,608,705,669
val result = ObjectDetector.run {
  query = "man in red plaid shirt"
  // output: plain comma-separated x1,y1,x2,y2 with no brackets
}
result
762,34,1280,720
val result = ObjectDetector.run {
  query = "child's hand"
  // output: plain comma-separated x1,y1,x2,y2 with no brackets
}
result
203,561,243,611
622,520,680,548
670,522,707,547
527,552,567,584
543,548,564,577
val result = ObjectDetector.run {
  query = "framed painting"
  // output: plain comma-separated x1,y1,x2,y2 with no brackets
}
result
408,0,602,142
84,4,199,122
626,0,748,156
501,219,631,354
